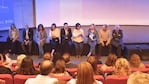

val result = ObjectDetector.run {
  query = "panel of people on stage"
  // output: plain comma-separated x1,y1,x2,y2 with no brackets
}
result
7,23,123,57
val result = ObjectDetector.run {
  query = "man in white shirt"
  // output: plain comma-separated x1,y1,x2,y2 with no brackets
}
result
25,60,58,84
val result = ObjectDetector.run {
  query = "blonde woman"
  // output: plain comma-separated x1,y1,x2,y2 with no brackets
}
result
68,62,102,84
127,71,149,84
114,58,131,76
15,54,26,69
129,53,145,69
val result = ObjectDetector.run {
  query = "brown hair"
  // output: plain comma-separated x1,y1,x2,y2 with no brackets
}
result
105,53,117,66
16,57,39,75
87,56,99,75
129,54,142,68
76,62,95,84
53,59,65,73
43,52,52,61
40,60,53,75
62,53,70,63
114,58,131,76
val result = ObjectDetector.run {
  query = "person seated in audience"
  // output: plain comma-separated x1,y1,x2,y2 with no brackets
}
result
52,59,70,76
7,24,20,55
129,53,145,69
111,25,124,57
62,53,77,68
87,56,99,75
15,54,26,70
25,60,58,84
0,51,12,68
22,25,34,55
68,62,103,84
127,71,149,84
16,56,39,75
43,52,52,61
101,53,117,71
0,79,5,84
114,58,131,76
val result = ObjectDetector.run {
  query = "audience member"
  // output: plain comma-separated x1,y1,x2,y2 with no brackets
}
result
15,54,26,69
62,53,77,68
101,53,117,71
43,52,52,61
114,58,131,76
68,62,103,84
127,71,149,84
25,60,58,84
129,53,145,69
87,56,99,75
52,59,70,76
16,57,39,75
0,51,12,68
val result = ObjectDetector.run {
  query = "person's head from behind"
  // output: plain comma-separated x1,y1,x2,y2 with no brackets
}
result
114,58,131,76
17,54,26,67
105,53,117,66
62,53,71,64
75,23,81,30
64,22,68,29
127,71,149,84
77,62,95,84
43,52,52,61
54,59,65,73
129,53,142,68
38,24,44,32
40,60,53,75
19,56,36,75
10,24,16,30
87,56,98,75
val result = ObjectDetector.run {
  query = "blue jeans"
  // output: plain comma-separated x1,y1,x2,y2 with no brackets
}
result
88,41,97,55
73,42,83,56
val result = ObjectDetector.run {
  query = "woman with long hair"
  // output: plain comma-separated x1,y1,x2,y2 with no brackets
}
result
68,62,102,84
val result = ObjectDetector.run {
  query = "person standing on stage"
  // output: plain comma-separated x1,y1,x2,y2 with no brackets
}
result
111,25,123,57
99,24,111,56
22,25,34,55
60,23,72,54
35,24,47,56
72,23,84,58
49,23,60,51
87,24,99,56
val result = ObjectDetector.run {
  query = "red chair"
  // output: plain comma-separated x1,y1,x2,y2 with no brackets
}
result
51,76,72,81
105,75,128,84
131,68,149,73
145,64,149,68
14,75,36,84
0,74,13,84
94,75,104,84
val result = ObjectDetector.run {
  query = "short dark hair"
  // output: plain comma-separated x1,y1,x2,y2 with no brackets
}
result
64,22,68,25
75,23,81,29
40,60,53,75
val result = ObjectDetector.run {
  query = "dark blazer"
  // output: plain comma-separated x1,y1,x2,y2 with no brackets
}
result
60,28,72,42
23,28,33,41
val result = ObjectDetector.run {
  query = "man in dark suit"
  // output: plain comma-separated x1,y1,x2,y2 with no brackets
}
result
111,25,123,57
60,23,73,54
22,25,34,55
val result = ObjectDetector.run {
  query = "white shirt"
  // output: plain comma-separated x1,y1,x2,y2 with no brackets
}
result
67,79,103,84
25,75,58,84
